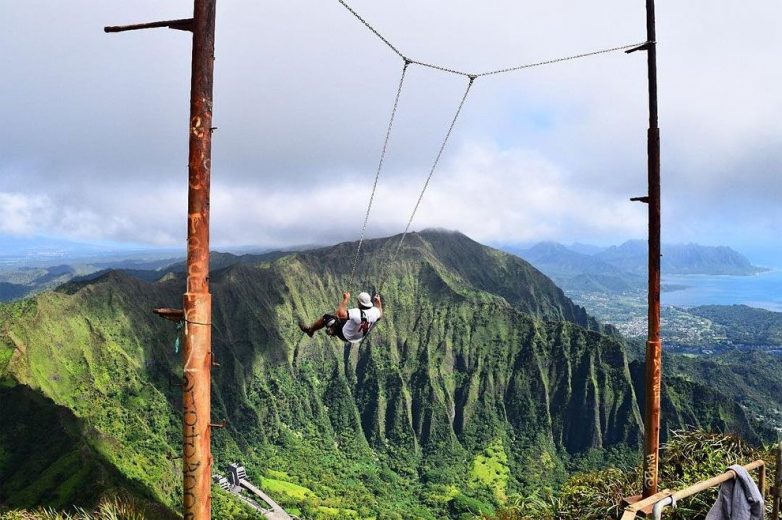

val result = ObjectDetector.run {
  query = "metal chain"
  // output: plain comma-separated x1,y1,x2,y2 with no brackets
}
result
476,41,649,77
335,0,647,294
336,0,646,80
336,0,405,58
378,74,475,293
408,59,472,78
348,59,410,290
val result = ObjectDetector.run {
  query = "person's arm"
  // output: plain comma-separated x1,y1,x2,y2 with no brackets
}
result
336,292,350,319
373,294,383,318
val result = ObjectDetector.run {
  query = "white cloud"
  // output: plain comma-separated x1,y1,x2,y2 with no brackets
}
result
0,193,52,235
205,142,646,248
0,186,185,246
1,0,781,255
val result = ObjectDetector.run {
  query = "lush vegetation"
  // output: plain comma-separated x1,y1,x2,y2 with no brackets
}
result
688,305,782,346
1,231,777,519
0,495,163,520
664,349,782,434
484,429,777,520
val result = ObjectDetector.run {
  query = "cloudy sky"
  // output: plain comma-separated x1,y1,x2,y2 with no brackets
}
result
1,1,781,261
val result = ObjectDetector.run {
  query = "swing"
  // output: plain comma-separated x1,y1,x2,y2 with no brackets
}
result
299,0,645,343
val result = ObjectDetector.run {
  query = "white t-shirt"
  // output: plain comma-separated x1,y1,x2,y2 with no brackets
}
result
342,306,382,342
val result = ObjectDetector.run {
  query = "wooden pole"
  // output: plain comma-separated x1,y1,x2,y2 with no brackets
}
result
773,442,782,519
104,3,217,517
182,0,217,518
641,0,662,499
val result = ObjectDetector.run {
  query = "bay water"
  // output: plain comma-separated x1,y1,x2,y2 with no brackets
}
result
662,269,782,312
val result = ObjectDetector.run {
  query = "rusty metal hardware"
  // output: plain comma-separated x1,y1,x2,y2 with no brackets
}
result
631,196,650,203
104,18,194,33
153,307,185,322
209,420,226,429
625,41,653,54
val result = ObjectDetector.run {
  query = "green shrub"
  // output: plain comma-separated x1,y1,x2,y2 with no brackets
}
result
485,429,777,520
450,493,495,518
659,429,775,519
0,495,157,520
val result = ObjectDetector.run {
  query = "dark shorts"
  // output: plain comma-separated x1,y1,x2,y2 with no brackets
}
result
323,314,348,341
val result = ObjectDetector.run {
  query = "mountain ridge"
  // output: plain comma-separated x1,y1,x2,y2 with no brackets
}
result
512,239,765,294
0,230,762,517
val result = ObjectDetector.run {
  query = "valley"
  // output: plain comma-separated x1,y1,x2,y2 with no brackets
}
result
1,231,779,518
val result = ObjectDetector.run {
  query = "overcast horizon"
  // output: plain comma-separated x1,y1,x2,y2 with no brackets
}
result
2,1,781,263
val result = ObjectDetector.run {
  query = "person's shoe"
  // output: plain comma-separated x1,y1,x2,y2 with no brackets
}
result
298,321,314,337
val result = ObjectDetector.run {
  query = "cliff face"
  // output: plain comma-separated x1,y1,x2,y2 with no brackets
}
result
1,230,642,515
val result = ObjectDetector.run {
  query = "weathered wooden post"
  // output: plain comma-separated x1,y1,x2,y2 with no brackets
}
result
105,1,217,517
624,0,662,504
773,441,782,519
181,1,217,517
641,0,662,497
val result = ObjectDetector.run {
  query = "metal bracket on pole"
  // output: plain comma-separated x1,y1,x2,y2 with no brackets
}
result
209,420,227,429
104,18,194,33
625,41,654,54
153,307,185,322
210,351,220,368
631,196,650,203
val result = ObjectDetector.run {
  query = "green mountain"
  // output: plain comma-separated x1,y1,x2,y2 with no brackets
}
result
0,258,181,303
595,240,765,276
513,240,766,297
0,385,178,518
629,358,771,447
0,230,761,518
663,350,782,436
516,242,643,293
687,304,782,346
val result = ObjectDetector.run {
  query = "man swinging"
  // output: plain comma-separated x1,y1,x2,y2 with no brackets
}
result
299,291,383,343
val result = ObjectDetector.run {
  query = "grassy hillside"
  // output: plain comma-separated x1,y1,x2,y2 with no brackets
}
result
0,230,767,518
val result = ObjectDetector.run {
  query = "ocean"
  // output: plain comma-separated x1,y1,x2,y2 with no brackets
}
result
662,269,782,312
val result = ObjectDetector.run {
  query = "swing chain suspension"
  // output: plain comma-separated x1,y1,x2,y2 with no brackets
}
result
348,58,410,291
336,0,405,59
337,0,647,294
336,0,648,79
476,41,649,77
408,58,473,78
378,74,475,294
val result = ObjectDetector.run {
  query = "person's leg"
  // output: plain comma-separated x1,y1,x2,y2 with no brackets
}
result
299,314,329,337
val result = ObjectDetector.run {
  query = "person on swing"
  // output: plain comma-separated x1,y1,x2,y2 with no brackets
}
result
299,291,383,343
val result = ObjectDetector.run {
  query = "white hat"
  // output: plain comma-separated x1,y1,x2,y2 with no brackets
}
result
357,292,373,308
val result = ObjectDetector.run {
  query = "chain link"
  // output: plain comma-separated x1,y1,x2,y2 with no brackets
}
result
378,76,475,293
348,60,410,290
336,0,405,58
408,59,472,78
476,41,649,77
335,0,647,295
336,0,646,79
